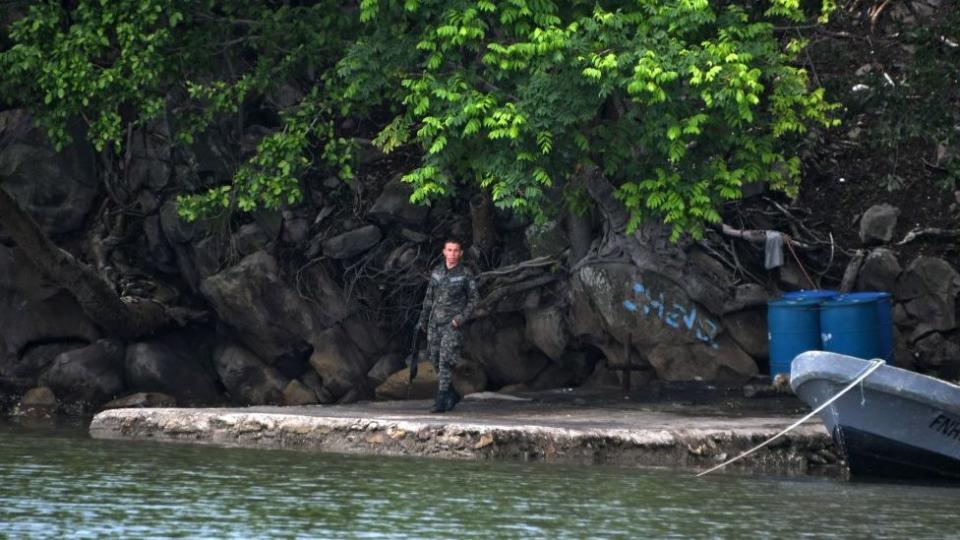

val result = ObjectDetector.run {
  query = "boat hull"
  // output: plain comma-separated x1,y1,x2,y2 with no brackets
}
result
791,351,960,480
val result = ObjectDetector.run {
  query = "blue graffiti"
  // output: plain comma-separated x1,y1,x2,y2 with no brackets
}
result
626,281,719,348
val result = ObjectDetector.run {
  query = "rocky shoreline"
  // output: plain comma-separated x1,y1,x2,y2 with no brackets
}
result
88,390,841,475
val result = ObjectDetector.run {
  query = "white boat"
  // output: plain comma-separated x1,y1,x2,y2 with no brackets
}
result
790,350,960,480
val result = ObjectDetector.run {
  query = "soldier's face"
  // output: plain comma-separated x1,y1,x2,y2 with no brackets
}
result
443,242,463,267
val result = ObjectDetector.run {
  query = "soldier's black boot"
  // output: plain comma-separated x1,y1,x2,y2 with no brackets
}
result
430,389,447,413
445,388,461,412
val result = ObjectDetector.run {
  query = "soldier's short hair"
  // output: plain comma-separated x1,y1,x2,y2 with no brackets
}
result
443,237,464,249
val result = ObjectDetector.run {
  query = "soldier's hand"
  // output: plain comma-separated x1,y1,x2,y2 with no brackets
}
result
451,318,460,328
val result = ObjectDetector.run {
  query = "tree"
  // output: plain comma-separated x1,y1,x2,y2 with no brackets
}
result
0,0,839,337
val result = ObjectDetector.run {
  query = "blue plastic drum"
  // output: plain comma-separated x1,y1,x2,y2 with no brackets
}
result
767,298,823,380
827,292,894,364
782,290,838,302
819,294,886,361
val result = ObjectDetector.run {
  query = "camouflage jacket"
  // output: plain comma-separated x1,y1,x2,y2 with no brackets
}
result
417,262,480,330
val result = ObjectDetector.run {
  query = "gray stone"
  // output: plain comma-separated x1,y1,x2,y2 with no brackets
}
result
21,386,57,410
367,353,407,385
465,316,548,387
914,333,960,372
40,339,125,405
282,217,310,245
896,256,960,332
126,121,173,192
723,308,769,360
191,235,224,278
283,379,318,406
322,225,382,259
200,251,316,360
297,263,351,327
309,325,371,400
0,287,100,361
526,362,577,391
524,305,568,361
213,343,288,406
125,335,221,405
368,177,429,225
375,361,437,400
452,361,488,396
0,109,99,235
859,204,900,245
160,199,198,243
569,263,757,382
2,341,87,383
856,248,902,293
235,223,271,256
102,392,177,409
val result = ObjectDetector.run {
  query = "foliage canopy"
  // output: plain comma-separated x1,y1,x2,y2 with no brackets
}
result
1,0,839,240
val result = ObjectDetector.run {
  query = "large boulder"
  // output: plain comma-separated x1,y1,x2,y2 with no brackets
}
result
212,343,288,405
308,325,371,399
125,334,221,405
859,204,899,245
368,177,429,225
40,339,126,406
569,263,757,382
896,256,960,334
856,248,902,293
375,361,437,400
0,287,100,361
200,251,316,361
0,109,99,235
322,225,382,259
464,316,548,387
524,305,567,361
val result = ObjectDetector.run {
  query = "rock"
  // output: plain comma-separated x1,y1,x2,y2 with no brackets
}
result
213,343,288,405
0,109,99,235
102,392,177,409
368,177,429,225
367,353,407,386
580,362,622,388
375,361,437,400
125,335,221,405
1,341,87,384
0,287,100,362
297,262,351,327
308,325,371,400
722,284,769,314
856,248,902,293
283,379,319,406
570,263,757,382
896,256,960,332
39,339,126,406
143,215,176,272
524,305,567,361
859,204,899,244
723,308,769,360
322,225,382,259
341,316,386,356
126,121,173,191
21,386,57,411
914,333,960,375
235,223,271,256
282,216,310,245
191,235,224,278
526,362,577,391
525,219,569,259
200,251,316,360
160,199,199,243
452,361,488,396
301,370,331,404
464,316,548,387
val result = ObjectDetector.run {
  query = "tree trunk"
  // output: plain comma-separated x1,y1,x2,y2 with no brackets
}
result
0,183,170,338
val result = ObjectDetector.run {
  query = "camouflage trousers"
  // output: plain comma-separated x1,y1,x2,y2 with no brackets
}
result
426,321,463,392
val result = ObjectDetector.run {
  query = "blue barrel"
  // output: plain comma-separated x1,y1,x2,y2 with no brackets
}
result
820,294,886,361
827,292,894,364
768,298,823,379
783,289,838,302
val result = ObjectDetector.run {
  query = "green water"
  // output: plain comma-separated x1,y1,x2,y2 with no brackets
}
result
1,422,959,539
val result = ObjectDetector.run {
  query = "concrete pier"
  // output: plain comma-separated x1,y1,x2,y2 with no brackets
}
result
89,387,839,475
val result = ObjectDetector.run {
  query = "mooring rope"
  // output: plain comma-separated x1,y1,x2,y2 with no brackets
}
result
695,358,885,477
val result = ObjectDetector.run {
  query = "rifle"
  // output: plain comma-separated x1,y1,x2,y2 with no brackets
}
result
408,330,422,382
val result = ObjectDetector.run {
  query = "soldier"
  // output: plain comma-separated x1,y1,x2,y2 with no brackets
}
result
416,238,479,413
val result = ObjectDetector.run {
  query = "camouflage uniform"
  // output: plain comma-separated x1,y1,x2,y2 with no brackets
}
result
417,262,480,394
